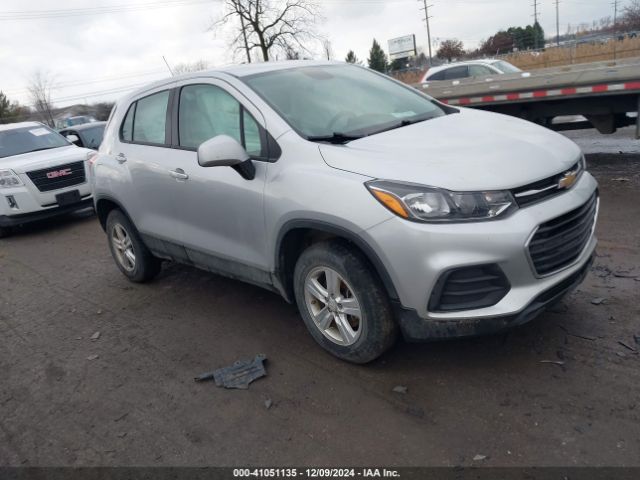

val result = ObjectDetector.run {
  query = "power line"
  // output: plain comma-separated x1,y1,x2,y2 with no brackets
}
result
0,0,214,21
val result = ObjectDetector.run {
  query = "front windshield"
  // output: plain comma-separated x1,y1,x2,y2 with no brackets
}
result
0,125,70,159
243,64,446,139
493,61,522,74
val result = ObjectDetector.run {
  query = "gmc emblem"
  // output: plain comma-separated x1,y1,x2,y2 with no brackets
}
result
46,168,72,179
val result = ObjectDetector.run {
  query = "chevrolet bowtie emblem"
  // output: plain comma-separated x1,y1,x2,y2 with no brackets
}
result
558,170,578,189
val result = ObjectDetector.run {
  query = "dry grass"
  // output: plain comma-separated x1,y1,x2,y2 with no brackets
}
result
390,70,426,84
504,37,640,70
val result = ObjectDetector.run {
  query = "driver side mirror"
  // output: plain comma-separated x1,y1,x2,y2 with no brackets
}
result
197,135,255,180
66,134,81,146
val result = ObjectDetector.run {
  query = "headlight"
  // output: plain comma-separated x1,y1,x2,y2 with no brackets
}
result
366,180,517,223
0,170,23,188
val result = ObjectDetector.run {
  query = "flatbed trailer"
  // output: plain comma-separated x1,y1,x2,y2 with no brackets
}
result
414,57,640,138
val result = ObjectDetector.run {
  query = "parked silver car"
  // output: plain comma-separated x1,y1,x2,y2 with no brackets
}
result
93,61,598,363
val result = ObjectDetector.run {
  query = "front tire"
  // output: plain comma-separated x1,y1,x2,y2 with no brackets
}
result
293,240,398,364
0,226,12,239
106,209,161,283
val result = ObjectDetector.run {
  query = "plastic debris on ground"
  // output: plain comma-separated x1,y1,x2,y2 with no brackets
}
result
195,354,267,390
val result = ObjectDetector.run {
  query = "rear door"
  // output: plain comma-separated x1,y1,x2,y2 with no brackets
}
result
114,85,184,250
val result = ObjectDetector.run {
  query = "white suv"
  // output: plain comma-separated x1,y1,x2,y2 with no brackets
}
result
0,122,94,237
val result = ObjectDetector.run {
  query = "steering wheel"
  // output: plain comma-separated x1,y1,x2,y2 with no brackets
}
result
327,111,357,131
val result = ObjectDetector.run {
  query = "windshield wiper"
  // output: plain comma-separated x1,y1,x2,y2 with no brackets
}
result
367,115,437,137
307,132,365,144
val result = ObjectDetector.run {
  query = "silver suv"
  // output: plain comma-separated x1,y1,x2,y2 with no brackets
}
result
93,61,598,363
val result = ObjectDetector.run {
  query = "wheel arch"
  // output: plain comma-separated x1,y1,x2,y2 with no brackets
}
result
95,196,133,231
274,220,399,304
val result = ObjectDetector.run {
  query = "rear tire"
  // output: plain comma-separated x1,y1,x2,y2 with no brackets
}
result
293,240,398,364
0,226,12,239
106,209,161,283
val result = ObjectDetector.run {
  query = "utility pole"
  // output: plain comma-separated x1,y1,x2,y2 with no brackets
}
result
532,0,541,49
555,0,561,47
419,0,433,65
612,0,620,60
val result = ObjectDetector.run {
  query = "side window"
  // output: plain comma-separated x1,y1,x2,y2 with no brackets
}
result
243,109,262,157
428,70,446,81
179,84,264,156
133,90,170,144
469,65,493,77
121,103,135,142
444,66,469,80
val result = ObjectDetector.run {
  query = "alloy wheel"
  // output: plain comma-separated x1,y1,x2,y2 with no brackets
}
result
303,266,363,346
111,223,136,272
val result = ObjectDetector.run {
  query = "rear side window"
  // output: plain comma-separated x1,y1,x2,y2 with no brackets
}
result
178,84,263,156
121,104,135,141
427,70,446,81
444,66,469,80
133,91,170,144
469,65,494,77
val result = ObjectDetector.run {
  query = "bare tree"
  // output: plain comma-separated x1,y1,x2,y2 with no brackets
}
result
436,39,465,63
172,60,211,75
211,0,321,62
623,0,640,30
28,70,55,127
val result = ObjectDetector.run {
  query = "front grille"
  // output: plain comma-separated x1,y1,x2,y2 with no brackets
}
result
428,264,511,313
512,160,582,207
528,192,598,276
26,161,86,192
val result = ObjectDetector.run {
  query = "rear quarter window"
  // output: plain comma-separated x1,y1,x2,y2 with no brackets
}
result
120,103,135,142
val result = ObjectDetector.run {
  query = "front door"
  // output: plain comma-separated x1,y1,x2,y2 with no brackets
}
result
168,80,270,283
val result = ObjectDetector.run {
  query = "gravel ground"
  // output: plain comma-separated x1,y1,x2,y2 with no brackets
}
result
0,144,639,467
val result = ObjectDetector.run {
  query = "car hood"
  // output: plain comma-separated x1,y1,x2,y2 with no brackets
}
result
318,109,582,191
2,145,92,174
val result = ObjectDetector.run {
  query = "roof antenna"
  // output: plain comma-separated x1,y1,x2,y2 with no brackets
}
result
162,56,175,77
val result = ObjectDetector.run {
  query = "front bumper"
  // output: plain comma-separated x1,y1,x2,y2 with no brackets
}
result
0,197,93,227
363,171,598,340
395,255,593,341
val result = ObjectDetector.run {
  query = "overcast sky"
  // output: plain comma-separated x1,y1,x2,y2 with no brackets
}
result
0,0,617,109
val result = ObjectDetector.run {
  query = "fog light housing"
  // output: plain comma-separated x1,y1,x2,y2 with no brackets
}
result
6,195,18,209
428,264,510,312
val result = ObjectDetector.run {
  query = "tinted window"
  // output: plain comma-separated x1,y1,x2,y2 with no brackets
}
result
121,103,135,141
469,65,494,77
427,70,446,81
444,66,469,80
133,91,169,144
79,125,105,149
0,125,70,159
178,84,263,155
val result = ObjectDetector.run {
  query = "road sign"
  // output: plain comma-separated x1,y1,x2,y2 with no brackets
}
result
388,35,416,60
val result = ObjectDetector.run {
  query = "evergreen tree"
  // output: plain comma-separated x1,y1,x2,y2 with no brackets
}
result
367,39,388,73
345,50,359,64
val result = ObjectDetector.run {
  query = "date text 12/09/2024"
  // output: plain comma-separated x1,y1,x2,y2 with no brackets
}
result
233,469,401,478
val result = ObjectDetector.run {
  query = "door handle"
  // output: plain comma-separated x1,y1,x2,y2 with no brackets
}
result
170,168,189,180
116,153,127,164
